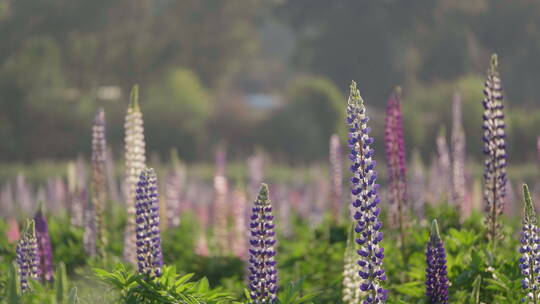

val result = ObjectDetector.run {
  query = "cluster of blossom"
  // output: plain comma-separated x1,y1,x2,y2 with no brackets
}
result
482,54,507,244
248,183,278,303
347,81,387,303
86,108,108,258
34,206,54,282
16,220,39,292
425,220,449,304
384,87,407,231
123,85,147,264
135,168,163,278
519,184,540,303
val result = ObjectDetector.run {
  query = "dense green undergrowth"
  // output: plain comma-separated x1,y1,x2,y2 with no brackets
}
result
0,202,526,303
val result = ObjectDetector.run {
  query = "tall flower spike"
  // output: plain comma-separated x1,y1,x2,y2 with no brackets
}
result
124,85,147,265
329,134,343,223
88,107,107,258
451,93,467,218
135,168,163,278
482,54,508,245
347,81,387,303
16,220,39,293
384,87,408,245
519,184,540,304
34,204,54,282
248,183,278,303
425,219,449,304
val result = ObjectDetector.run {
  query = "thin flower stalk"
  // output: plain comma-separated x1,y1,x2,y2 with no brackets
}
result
34,205,54,282
135,168,163,278
519,184,540,304
89,108,107,258
330,134,343,223
16,220,39,293
482,54,508,246
347,81,387,303
248,183,278,303
124,85,147,265
451,92,467,217
425,219,449,304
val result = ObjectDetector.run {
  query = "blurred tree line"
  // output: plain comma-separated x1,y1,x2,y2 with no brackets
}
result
0,0,539,163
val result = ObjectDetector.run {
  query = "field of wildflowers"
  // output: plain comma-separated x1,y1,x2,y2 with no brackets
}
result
0,54,539,304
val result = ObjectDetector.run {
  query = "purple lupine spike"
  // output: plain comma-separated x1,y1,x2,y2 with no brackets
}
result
425,219,449,304
519,184,540,303
248,183,278,303
34,204,54,282
88,107,107,258
16,220,39,293
135,168,163,278
347,81,387,303
329,134,343,223
384,87,407,229
482,54,508,245
451,92,467,218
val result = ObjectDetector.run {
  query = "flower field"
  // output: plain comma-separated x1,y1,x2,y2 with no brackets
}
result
0,55,539,304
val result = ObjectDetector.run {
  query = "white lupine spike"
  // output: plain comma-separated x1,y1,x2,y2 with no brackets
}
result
123,85,147,265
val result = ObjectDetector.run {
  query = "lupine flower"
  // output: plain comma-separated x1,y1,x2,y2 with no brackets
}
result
384,86,407,232
16,220,39,293
248,183,278,303
329,134,343,223
34,204,54,282
482,54,508,245
6,217,20,244
213,146,230,255
88,107,108,258
519,184,540,303
124,85,147,265
342,223,363,304
451,92,467,218
347,81,387,303
425,219,449,304
135,168,163,278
